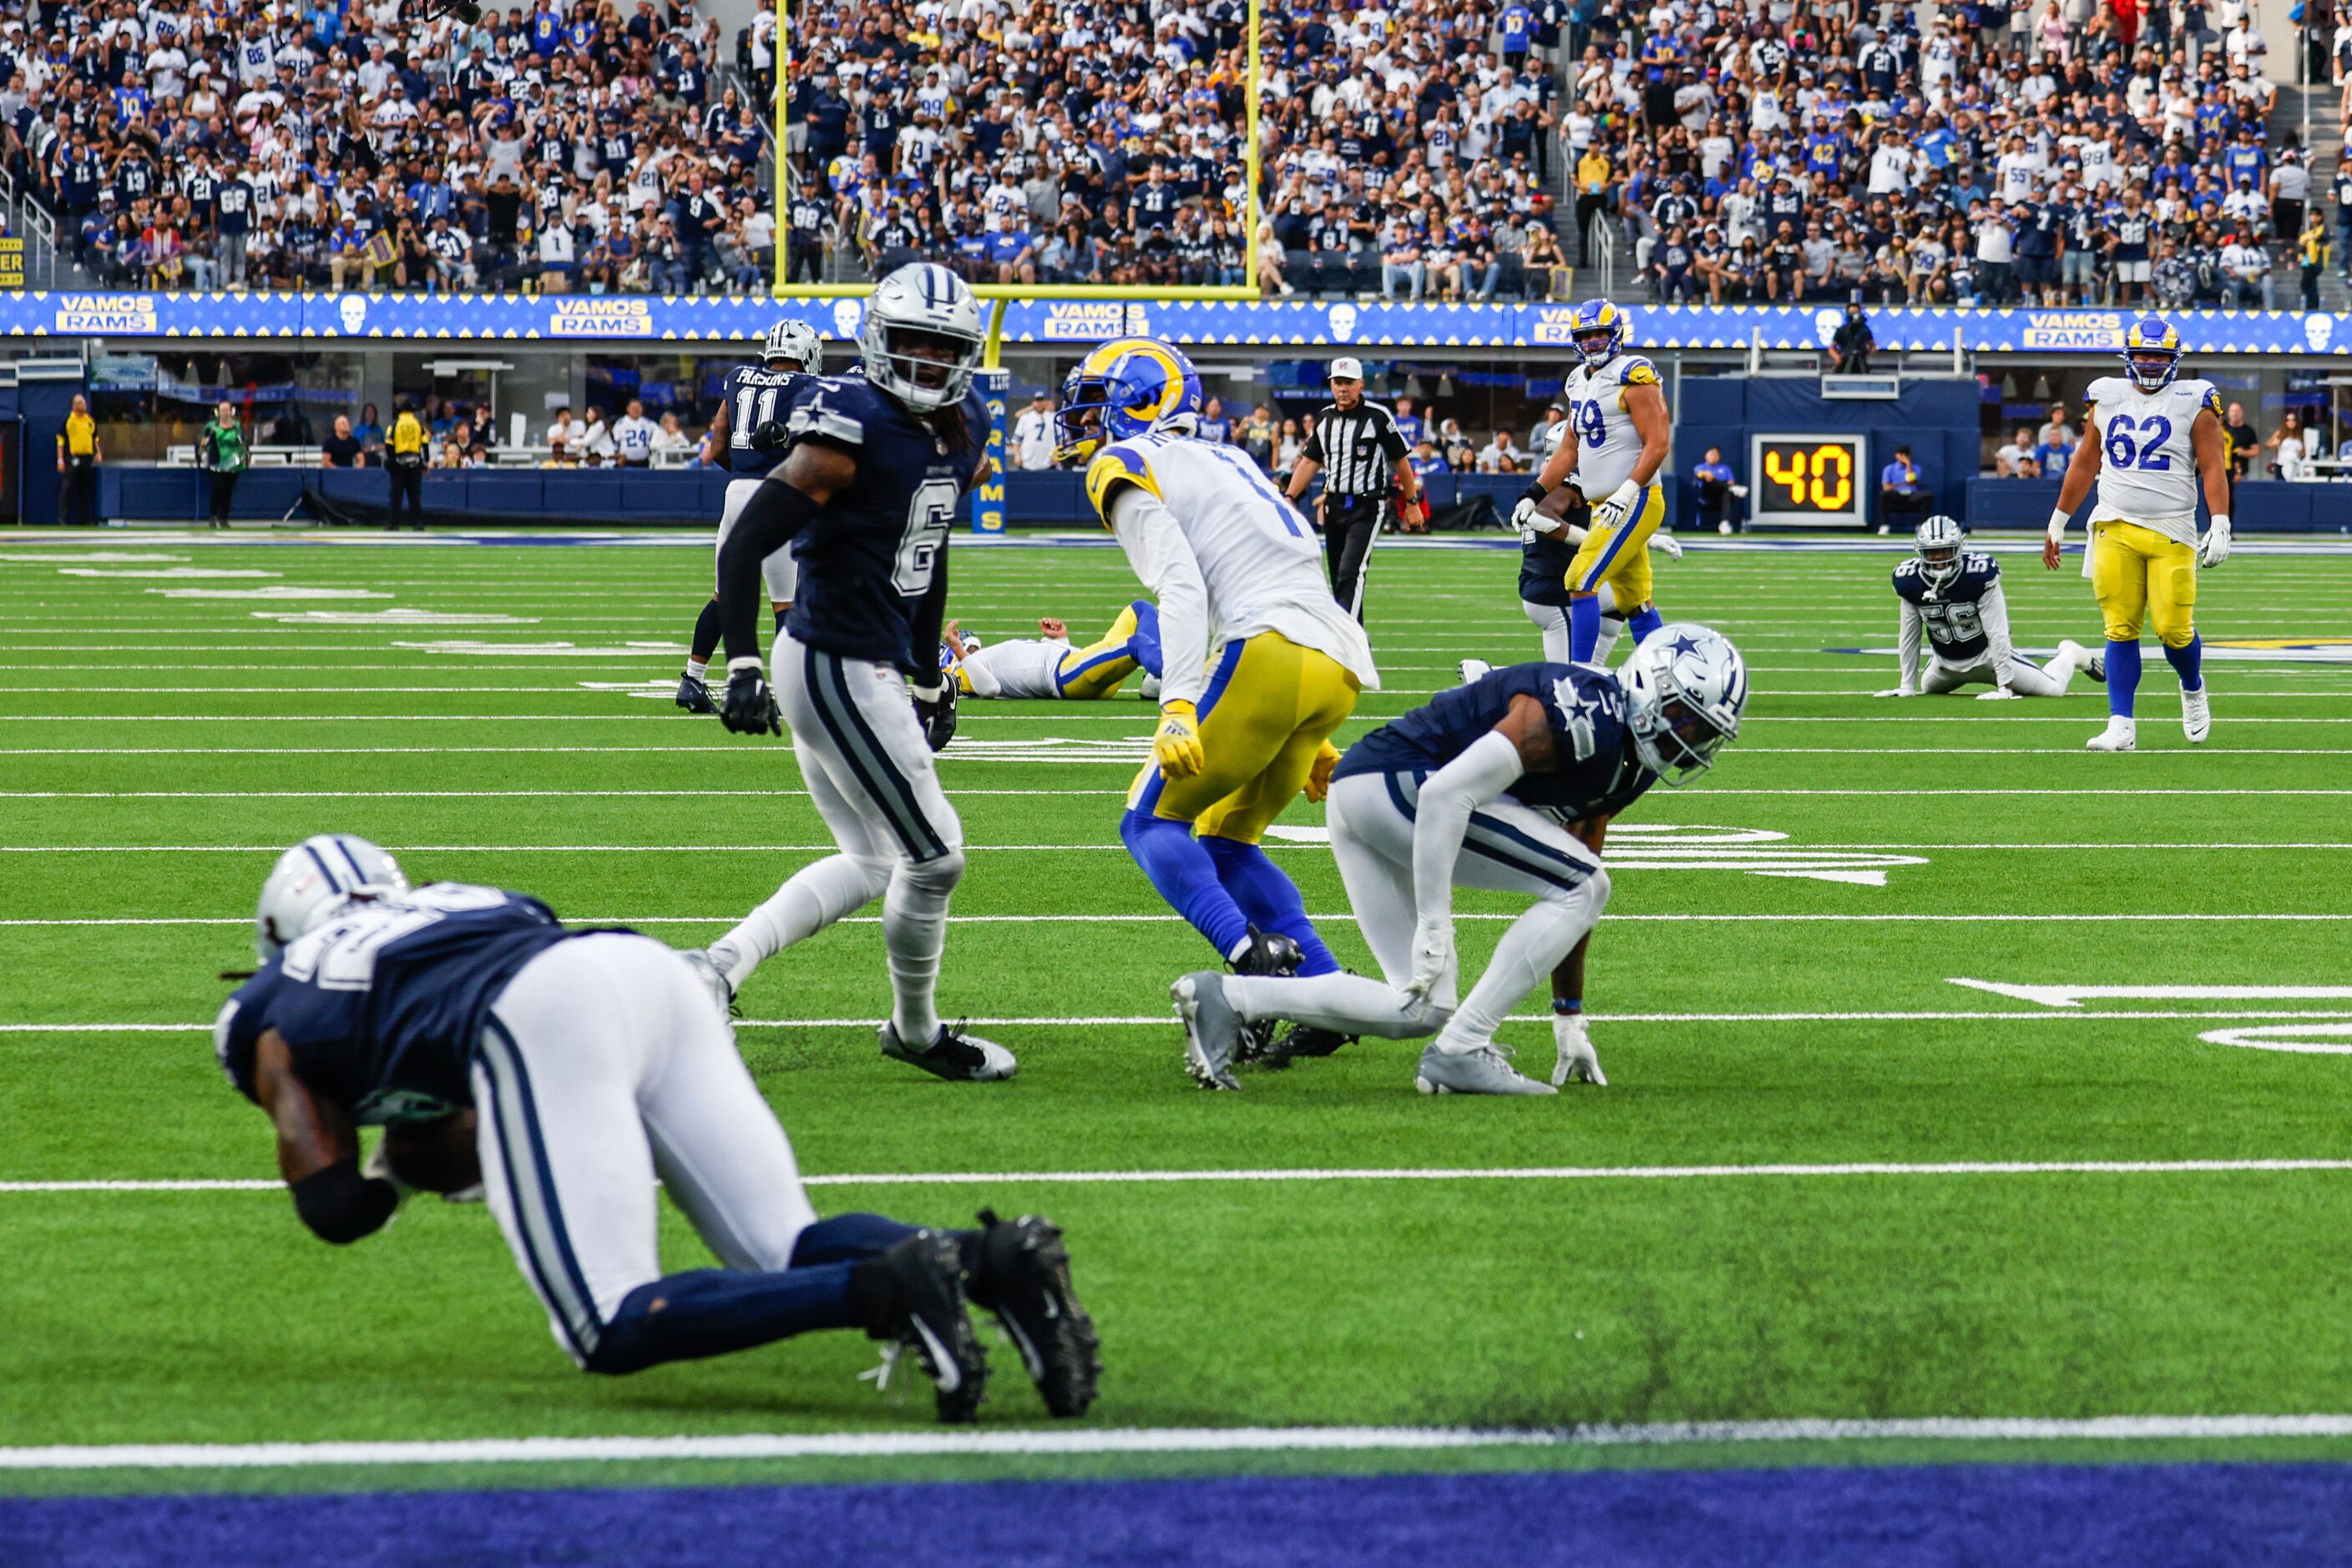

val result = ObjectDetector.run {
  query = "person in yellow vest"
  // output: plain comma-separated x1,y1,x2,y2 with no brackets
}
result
385,397,430,531
57,393,100,525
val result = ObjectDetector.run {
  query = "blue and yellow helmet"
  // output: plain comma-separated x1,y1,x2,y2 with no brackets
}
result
2121,316,2183,392
1055,337,1204,461
1565,298,1626,367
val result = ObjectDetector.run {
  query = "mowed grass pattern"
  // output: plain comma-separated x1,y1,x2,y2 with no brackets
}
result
0,529,2348,1490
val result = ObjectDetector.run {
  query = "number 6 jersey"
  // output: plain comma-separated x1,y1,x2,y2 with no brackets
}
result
2086,374,2220,546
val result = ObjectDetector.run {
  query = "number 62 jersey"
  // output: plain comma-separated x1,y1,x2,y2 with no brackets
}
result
2086,373,2221,547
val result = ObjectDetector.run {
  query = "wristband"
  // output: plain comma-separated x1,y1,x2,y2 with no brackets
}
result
726,656,764,675
2045,507,2070,544
1551,996,1583,1015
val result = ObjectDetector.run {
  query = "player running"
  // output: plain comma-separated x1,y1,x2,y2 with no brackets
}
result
676,320,826,715
1059,336,1381,1087
1876,514,2107,700
1173,627,1748,1095
2045,316,2231,751
686,262,1010,1083
942,601,1165,700
217,836,1098,1421
1517,300,1675,664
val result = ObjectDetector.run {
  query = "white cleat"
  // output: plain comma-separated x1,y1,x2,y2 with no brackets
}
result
2182,685,2211,744
1550,1015,1608,1087
1456,658,1494,685
1414,1043,1556,1096
2085,716,2137,753
2056,640,2107,685
1717,519,1733,535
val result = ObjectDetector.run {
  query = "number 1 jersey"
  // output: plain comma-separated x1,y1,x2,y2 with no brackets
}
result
2086,375,2218,544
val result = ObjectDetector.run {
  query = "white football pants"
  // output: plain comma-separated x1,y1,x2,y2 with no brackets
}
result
718,477,799,604
1922,651,2076,696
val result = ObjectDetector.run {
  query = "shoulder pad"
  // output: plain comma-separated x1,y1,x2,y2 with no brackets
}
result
787,377,867,447
1085,442,1161,524
1965,550,1999,578
2084,376,2123,405
1891,561,1923,596
2184,380,2222,418
1620,357,1660,387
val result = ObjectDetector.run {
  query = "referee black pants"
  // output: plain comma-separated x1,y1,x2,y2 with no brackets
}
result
1323,494,1382,621
388,464,424,530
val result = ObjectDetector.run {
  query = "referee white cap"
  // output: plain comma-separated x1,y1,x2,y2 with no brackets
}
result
1329,357,1364,382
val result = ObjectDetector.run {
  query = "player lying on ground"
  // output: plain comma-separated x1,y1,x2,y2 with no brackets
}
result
678,320,825,715
1875,514,2106,700
216,836,1098,1422
2045,314,2230,752
941,599,1165,700
1062,336,1384,1080
685,264,1010,1082
1172,627,1748,1095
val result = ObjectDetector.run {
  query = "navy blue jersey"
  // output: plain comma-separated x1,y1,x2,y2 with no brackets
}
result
1336,662,1655,820
782,374,991,666
717,363,816,474
1893,549,1998,660
1520,529,1577,606
214,884,583,1124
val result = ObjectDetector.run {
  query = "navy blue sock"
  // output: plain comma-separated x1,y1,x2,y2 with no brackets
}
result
1121,809,1250,960
2162,633,2203,692
789,1211,921,1267
772,608,788,635
689,598,724,663
584,1265,861,1374
1130,599,1164,678
1200,835,1337,975
2106,638,2142,717
1626,603,1665,644
1569,594,1603,660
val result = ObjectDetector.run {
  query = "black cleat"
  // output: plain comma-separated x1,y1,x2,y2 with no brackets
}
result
1256,1023,1358,1070
1227,928,1301,1066
878,1020,1018,1082
675,670,718,715
850,1231,990,1424
963,1210,1100,1419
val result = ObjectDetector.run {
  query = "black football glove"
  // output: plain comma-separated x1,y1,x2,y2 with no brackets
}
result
749,418,791,453
911,680,958,751
721,662,783,736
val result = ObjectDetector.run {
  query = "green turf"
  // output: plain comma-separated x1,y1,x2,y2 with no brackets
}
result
1,528,2349,1495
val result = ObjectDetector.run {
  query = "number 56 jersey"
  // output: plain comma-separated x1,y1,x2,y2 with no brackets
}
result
2086,374,2219,547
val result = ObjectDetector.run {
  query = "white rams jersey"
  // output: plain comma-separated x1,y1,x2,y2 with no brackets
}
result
1087,432,1378,699
1560,352,1662,499
958,635,1069,699
2086,375,2219,544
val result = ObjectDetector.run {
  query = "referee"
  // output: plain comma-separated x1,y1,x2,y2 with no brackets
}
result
1283,357,1425,620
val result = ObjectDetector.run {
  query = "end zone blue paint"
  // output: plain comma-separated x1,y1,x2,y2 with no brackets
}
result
3,1461,2344,1567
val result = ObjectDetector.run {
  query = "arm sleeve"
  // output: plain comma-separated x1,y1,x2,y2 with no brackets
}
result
959,648,1002,698
1108,484,1211,708
1897,596,1923,691
1411,730,1525,927
908,545,948,685
1978,579,2016,677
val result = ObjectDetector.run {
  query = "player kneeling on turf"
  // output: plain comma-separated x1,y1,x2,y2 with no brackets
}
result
214,835,1099,1423
1172,626,1747,1095
1875,515,2106,700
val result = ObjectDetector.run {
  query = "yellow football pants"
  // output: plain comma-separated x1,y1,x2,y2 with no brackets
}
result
1128,631,1360,845
1565,482,1667,606
1055,602,1142,701
2092,520,2198,647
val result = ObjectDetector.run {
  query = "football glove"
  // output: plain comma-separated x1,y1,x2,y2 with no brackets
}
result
1551,1014,1607,1087
1510,481,1547,541
750,417,791,453
911,680,958,751
1305,739,1341,803
721,660,783,736
1402,914,1452,1007
2199,513,2232,568
1153,699,1206,779
1647,530,1683,560
1873,686,1918,698
1976,686,2021,701
1589,478,1642,534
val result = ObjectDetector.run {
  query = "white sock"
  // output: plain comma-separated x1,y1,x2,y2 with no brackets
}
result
685,657,709,681
1434,883,1604,1053
883,852,963,1047
1224,970,1447,1039
717,853,893,989
1591,615,1626,665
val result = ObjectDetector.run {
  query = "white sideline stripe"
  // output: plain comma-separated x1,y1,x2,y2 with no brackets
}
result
8,1160,2348,1198
2,787,2347,802
4,746,2346,757
7,685,2352,700
15,1009,2352,1034
3,842,2346,854
0,714,2345,726
7,913,2349,929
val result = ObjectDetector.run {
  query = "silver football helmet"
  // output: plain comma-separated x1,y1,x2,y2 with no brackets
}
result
762,318,822,373
1622,624,1748,787
861,261,985,414
1914,513,1966,593
255,834,407,961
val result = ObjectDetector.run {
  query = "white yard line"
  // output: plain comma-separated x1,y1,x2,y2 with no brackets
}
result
7,913,2350,928
2,746,2344,757
0,787,2344,802
1,842,2344,854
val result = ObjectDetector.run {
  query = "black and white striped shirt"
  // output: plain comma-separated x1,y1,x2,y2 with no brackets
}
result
1302,401,1409,498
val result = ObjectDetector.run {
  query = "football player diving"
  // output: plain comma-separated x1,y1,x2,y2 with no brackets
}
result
1875,514,2107,699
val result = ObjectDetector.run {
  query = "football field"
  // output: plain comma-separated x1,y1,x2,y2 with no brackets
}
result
1,528,2348,1557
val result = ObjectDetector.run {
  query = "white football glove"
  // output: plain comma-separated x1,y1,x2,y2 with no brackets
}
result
1976,686,2021,701
1402,914,1453,1007
2199,513,2232,568
1873,686,1917,697
1510,493,1543,542
1590,478,1642,534
1551,1014,1607,1086
1646,530,1683,560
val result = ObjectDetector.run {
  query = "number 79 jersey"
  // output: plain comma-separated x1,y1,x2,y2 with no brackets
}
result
1560,352,1661,499
2086,374,2219,544
783,375,991,668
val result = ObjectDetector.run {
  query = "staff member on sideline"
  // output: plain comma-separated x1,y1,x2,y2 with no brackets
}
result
385,397,430,531
197,399,248,529
1692,446,1741,534
1282,357,1424,620
1879,443,1930,535
58,393,100,525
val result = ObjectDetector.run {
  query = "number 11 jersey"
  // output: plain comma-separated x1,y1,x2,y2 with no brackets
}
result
2086,374,2219,546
